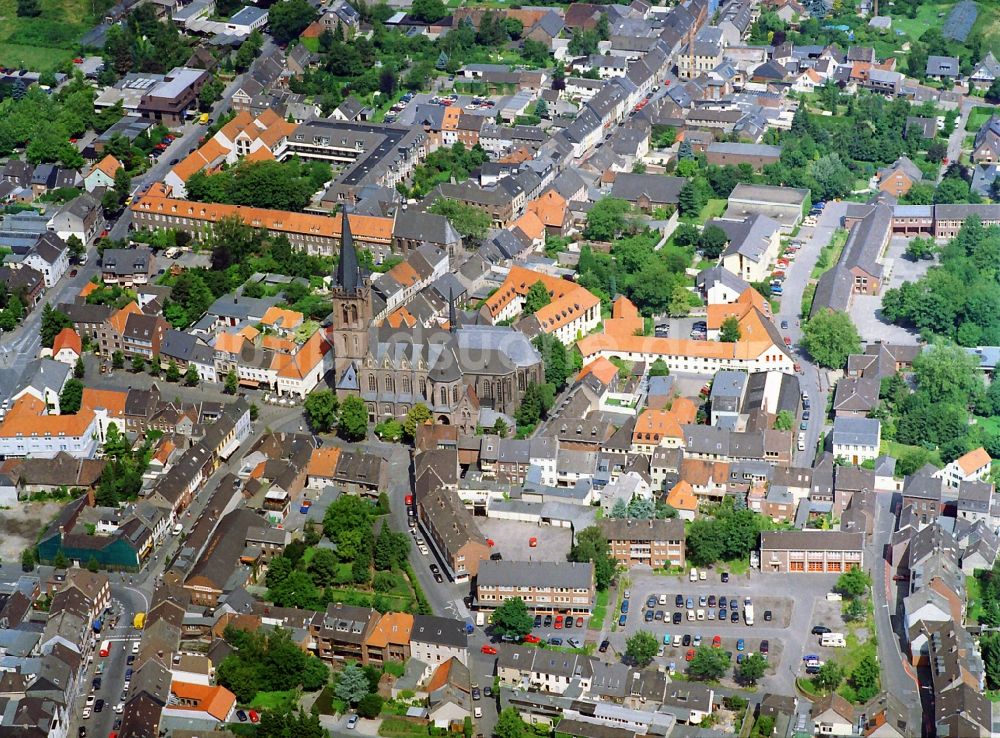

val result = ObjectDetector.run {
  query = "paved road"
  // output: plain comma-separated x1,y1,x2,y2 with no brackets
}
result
776,202,847,465
942,98,973,181
871,492,925,734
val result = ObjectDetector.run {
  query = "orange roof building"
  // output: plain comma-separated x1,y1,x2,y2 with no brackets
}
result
483,265,601,345
605,295,644,339
631,397,698,452
51,327,82,365
273,330,331,397
0,395,101,458
168,682,237,723
81,388,127,418
706,288,770,332
132,185,393,256
666,480,698,518
364,612,413,663
306,447,342,482
78,281,99,299
86,154,122,191
261,306,304,333
577,356,619,387
524,190,567,232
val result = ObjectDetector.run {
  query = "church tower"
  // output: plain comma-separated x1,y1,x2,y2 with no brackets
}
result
330,208,372,378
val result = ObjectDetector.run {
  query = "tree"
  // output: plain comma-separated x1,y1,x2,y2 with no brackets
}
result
495,708,529,738
66,234,85,262
20,548,35,572
490,597,534,639
53,550,69,568
16,0,40,17
913,342,984,407
74,357,85,379
375,418,403,442
40,303,72,347
323,495,374,559
59,378,84,414
534,98,549,120
199,78,224,109
524,280,552,314
492,417,509,438
224,370,238,394
678,178,710,217
129,353,145,373
569,526,617,590
813,661,844,691
719,316,741,343
112,350,125,369
738,652,767,686
268,0,318,44
698,225,728,260
515,382,543,427
836,567,871,598
410,0,446,21
801,310,861,369
688,646,729,680
770,409,794,431
374,528,410,570
357,693,383,719
987,78,1000,104
624,631,658,667
427,198,491,241
849,654,880,702
306,548,339,587
403,403,431,441
86,557,100,572
905,237,935,261
304,390,339,432
184,364,200,386
534,334,570,390
338,396,368,441
335,664,370,705
584,197,632,241
165,359,180,382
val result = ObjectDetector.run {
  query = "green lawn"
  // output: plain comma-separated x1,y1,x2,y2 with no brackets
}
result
0,0,96,71
378,717,432,738
810,228,848,279
590,589,609,631
879,440,943,469
248,689,297,711
683,198,727,225
967,106,997,132
967,573,984,625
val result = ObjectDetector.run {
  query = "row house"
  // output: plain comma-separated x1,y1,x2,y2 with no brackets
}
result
475,560,595,616
598,518,686,569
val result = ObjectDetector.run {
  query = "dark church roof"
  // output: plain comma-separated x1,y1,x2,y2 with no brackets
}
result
335,207,367,293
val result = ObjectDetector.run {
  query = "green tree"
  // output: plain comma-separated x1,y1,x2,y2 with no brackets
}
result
624,630,658,667
981,632,1000,688
74,357,85,379
57,378,84,415
490,597,534,639
649,358,670,376
678,178,710,217
534,333,570,389
534,98,548,120
913,342,985,407
719,316,741,343
375,418,403,441
66,234,85,262
524,280,552,314
698,225,728,259
184,363,200,386
53,550,69,568
338,395,368,441
584,197,632,241
20,548,35,572
304,390,339,432
268,0,319,43
374,528,410,570
16,0,40,18
165,359,180,382
568,526,617,590
515,382,543,427
357,693,383,719
130,354,145,373
813,661,844,691
492,417,509,438
335,664,370,704
323,495,374,559
198,78,224,109
688,646,729,680
224,370,239,394
773,409,794,431
403,403,431,440
410,0,446,21
427,198,491,241
86,557,100,572
849,654,880,702
835,567,871,598
738,652,767,686
40,303,72,348
801,310,861,369
306,548,339,587
495,708,529,738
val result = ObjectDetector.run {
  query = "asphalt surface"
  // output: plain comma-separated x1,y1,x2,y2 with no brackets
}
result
775,202,847,465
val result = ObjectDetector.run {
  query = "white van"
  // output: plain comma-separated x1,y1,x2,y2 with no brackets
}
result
689,568,699,582
172,523,183,536
820,632,846,648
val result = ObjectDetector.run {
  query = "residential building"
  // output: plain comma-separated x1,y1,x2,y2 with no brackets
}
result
598,518,686,569
475,560,595,616
831,416,881,464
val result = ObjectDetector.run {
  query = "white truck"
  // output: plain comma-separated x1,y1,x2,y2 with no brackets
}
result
744,597,754,626
821,632,847,648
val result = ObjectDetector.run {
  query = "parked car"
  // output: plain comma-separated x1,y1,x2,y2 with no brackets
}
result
811,625,832,635
685,648,695,661
619,614,627,627
237,711,247,722
682,634,691,647
737,639,745,651
645,610,654,622
471,688,481,701
731,611,740,623
481,645,497,655
675,594,683,607
524,634,540,643
576,617,584,627
346,715,359,729
672,612,682,624
534,615,542,627
543,615,552,627
721,572,729,583
712,635,721,648
761,640,769,654
599,639,610,653
764,610,772,622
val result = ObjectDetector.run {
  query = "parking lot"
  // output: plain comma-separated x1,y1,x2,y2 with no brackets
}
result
476,518,573,564
848,235,926,345
605,568,844,694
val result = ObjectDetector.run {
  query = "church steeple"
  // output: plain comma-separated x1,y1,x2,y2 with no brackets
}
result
449,287,457,333
335,206,362,293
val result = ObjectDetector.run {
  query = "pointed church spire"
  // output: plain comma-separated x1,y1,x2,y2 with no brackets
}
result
335,205,362,292
449,286,457,333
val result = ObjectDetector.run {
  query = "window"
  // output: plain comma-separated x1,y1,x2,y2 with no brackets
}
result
368,374,376,391
384,376,394,393
402,376,411,394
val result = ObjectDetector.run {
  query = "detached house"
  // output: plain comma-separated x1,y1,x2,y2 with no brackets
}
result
936,447,992,489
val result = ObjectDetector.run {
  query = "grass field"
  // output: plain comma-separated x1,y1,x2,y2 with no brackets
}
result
0,0,96,71
682,198,727,225
886,1,1000,62
248,689,298,711
968,106,997,132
